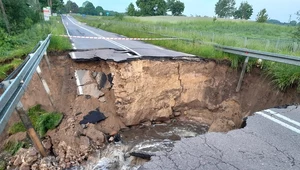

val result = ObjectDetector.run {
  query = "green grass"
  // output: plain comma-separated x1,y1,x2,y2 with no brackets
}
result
9,105,63,137
4,141,26,155
74,15,300,91
0,16,72,81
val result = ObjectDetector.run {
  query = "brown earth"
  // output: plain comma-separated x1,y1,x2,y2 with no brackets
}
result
2,53,300,169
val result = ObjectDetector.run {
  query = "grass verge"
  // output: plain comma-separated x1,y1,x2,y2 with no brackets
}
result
0,16,71,81
8,105,63,137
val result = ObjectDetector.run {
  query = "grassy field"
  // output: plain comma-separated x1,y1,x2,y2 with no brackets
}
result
74,15,300,91
0,16,71,81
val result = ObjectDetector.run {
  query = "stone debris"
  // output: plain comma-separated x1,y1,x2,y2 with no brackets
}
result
129,152,154,160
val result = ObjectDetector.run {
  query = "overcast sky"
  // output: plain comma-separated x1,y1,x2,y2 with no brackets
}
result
71,0,299,22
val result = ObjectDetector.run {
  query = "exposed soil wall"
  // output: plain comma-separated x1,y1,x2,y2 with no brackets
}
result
2,54,300,169
5,54,300,135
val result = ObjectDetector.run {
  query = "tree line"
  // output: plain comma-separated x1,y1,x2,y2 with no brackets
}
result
126,0,185,16
214,0,268,23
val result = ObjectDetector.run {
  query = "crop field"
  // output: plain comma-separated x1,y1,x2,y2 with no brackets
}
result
74,15,300,91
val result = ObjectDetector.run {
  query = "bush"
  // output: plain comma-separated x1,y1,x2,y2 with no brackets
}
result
8,105,63,137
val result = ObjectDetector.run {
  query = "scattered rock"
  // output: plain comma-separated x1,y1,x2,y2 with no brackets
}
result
6,132,27,143
108,137,114,142
75,112,82,116
85,95,91,99
129,152,154,160
13,155,22,166
20,163,30,170
81,124,87,129
39,156,57,170
42,137,52,150
79,109,106,124
84,124,105,146
79,136,90,152
99,96,106,103
173,112,181,117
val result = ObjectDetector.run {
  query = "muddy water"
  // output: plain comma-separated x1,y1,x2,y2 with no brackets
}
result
90,120,208,170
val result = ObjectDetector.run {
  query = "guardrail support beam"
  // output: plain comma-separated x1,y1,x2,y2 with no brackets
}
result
36,66,56,111
236,56,249,92
44,52,51,69
15,102,47,157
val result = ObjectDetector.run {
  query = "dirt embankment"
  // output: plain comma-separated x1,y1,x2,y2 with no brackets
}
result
2,54,300,169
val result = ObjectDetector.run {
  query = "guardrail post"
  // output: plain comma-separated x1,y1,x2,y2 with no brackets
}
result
44,52,51,69
236,56,249,92
293,42,298,52
36,66,56,111
15,102,47,157
244,37,248,47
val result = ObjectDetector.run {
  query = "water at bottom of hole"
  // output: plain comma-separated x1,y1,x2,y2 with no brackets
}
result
89,120,209,170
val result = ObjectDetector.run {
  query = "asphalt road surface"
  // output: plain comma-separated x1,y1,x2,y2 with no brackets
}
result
61,16,300,170
140,106,300,170
61,15,194,62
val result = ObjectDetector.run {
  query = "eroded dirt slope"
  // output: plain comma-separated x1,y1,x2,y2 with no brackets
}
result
2,54,300,169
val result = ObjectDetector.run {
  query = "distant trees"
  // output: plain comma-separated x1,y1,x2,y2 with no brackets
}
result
126,3,136,16
256,8,268,23
83,2,96,15
95,6,104,15
167,0,185,16
126,0,185,16
233,2,253,20
136,0,167,16
0,0,40,33
215,0,236,18
65,0,78,13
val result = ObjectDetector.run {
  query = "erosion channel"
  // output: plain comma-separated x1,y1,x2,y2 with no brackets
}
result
2,52,300,170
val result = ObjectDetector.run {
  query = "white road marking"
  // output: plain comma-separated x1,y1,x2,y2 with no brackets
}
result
265,109,300,128
66,16,141,57
256,111,300,134
74,70,83,95
72,43,77,50
154,45,164,50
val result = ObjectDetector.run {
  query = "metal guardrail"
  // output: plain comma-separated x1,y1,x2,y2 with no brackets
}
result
214,45,300,92
0,34,51,133
215,45,300,66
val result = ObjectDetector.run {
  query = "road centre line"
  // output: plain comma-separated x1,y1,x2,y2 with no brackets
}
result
256,111,300,134
265,109,300,128
66,16,141,57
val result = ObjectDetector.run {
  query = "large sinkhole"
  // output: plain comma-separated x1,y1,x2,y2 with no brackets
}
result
9,53,300,169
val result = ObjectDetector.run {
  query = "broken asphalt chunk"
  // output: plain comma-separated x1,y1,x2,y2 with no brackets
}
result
79,109,106,124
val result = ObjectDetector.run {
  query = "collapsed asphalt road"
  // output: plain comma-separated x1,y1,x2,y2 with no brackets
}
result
60,16,300,169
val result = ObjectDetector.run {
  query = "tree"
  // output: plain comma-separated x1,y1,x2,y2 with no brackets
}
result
167,0,185,16
83,2,96,15
215,0,236,18
0,0,40,33
294,11,300,41
82,1,89,7
95,6,104,15
136,0,167,16
256,8,268,23
0,0,10,33
290,20,297,26
65,0,78,13
233,1,253,20
52,0,64,13
126,3,136,16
